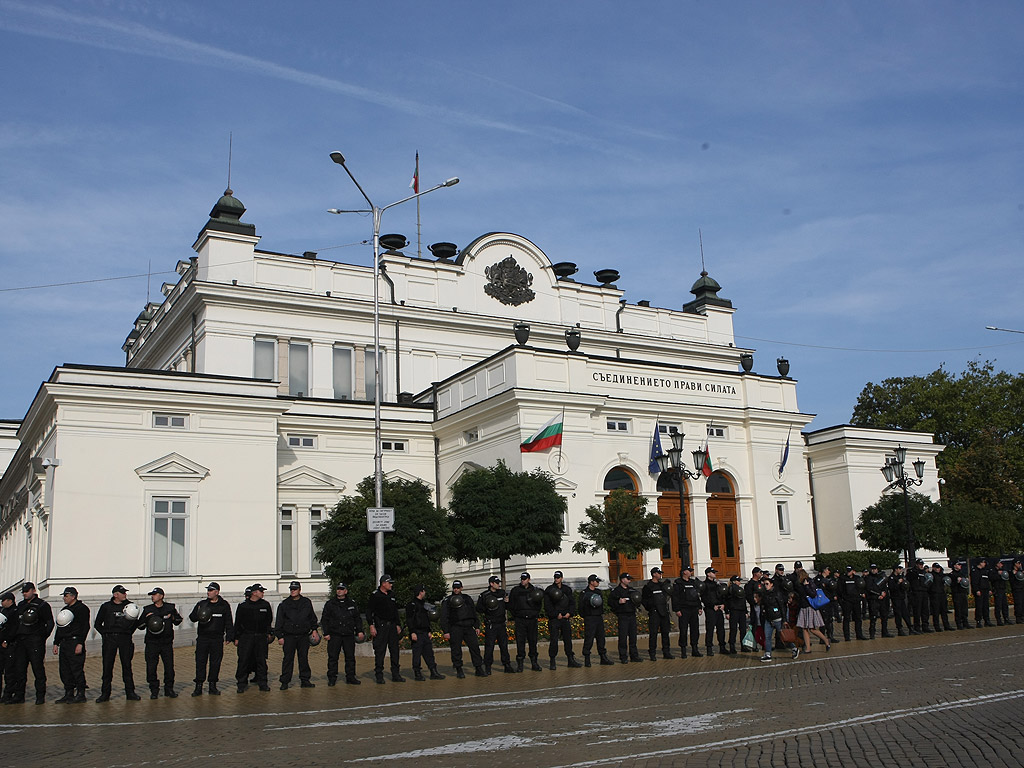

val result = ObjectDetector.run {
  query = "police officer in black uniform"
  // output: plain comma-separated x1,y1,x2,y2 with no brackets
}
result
367,575,405,684
642,567,674,660
578,574,613,667
138,587,183,698
9,582,54,705
1011,560,1024,625
189,581,233,696
745,568,763,618
93,585,140,702
887,564,912,635
441,580,486,678
610,572,642,663
477,576,515,674
909,559,933,633
950,561,972,630
991,560,1011,625
405,584,442,682
508,572,543,672
544,571,581,668
0,592,16,702
865,564,891,639
725,575,749,653
929,563,954,632
672,566,703,658
234,583,273,693
53,587,90,703
971,558,992,627
275,580,319,690
771,564,795,603
813,566,840,643
700,567,729,655
322,582,365,685
839,565,866,640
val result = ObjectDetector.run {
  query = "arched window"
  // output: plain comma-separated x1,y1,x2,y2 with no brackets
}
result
603,467,638,492
656,469,688,494
705,472,733,496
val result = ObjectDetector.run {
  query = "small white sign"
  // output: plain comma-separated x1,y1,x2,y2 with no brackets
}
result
366,507,395,532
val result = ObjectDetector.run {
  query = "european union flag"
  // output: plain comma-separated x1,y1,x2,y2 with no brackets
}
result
649,423,665,473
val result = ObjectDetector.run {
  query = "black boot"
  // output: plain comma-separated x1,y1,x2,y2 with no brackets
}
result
456,667,466,679
414,669,426,681
599,654,615,666
531,658,543,672
73,690,87,703
503,663,516,674
663,650,675,659
584,655,592,668
706,646,715,657
719,644,729,655
150,688,159,700
392,671,406,682
649,650,657,661
165,686,177,698
567,656,583,668
191,684,203,697
549,658,556,670
679,647,687,659
429,666,445,680
691,647,702,657
55,691,74,704
475,666,487,677
516,659,524,673
374,673,385,685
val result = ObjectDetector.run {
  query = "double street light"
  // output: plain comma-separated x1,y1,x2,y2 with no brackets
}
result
328,151,459,581
654,431,706,570
880,445,926,567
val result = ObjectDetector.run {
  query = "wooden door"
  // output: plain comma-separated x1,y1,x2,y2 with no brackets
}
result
656,474,692,578
706,473,740,578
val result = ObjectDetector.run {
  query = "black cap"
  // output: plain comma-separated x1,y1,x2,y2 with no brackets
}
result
244,586,254,596
250,583,266,592
21,582,35,592
488,576,501,584
794,561,803,568
751,567,762,574
289,580,301,590
112,585,128,594
62,586,78,596
148,587,164,596
932,563,941,569
619,572,632,581
915,558,925,565
587,574,602,582
730,575,741,582
893,563,903,570
651,567,662,575
379,575,394,585
452,580,463,589
775,564,785,570
0,592,15,602
869,563,878,569
413,584,426,595
705,567,716,575
845,565,854,571
336,583,348,591
682,565,693,573
553,570,563,578
520,572,531,580
206,582,220,591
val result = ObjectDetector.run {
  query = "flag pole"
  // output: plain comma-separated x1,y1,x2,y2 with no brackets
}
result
556,407,565,467
415,152,422,258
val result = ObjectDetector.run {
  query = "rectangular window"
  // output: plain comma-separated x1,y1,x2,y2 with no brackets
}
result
381,440,407,452
463,429,479,444
332,346,353,400
287,434,316,449
606,420,629,433
658,424,679,435
254,338,275,380
725,523,735,558
661,523,671,559
708,523,720,559
707,425,727,439
153,413,187,429
153,498,187,575
776,501,790,535
310,508,323,575
289,342,309,397
280,508,295,574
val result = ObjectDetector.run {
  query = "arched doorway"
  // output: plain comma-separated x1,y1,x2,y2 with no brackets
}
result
656,470,692,578
705,472,740,577
603,467,645,579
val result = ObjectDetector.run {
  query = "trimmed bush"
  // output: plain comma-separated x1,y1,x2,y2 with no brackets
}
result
814,549,899,574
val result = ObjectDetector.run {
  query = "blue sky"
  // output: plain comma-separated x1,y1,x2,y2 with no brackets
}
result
1,1,1022,431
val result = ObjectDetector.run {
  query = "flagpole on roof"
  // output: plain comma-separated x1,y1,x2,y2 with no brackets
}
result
415,152,422,258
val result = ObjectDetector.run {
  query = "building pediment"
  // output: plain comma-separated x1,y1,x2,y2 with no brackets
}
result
385,468,434,490
446,461,485,487
135,453,210,481
278,466,345,492
770,484,795,497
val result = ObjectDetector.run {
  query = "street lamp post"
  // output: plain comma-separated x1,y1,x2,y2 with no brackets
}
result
880,445,926,567
328,151,459,581
654,431,706,570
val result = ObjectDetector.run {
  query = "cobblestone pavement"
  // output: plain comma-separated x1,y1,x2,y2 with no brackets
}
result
3,627,1023,767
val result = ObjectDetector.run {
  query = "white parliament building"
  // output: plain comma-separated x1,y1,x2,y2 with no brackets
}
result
0,188,943,605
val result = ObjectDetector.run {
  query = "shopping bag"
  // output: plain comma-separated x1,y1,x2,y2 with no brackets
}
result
742,625,756,651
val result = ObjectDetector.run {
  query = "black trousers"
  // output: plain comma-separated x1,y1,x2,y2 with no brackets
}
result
677,607,701,651
930,592,952,629
868,597,889,635
280,634,311,684
0,645,9,698
993,591,1009,624
952,590,970,628
100,634,135,695
728,609,748,648
326,634,357,680
483,620,511,667
842,597,863,638
145,641,174,690
194,636,225,685
581,615,607,658
704,608,726,648
1013,589,1024,623
974,590,991,625
648,611,672,655
449,625,483,669
821,599,839,639
235,634,268,687
615,613,638,660
11,636,47,701
891,596,911,632
408,630,436,672
514,617,539,660
372,622,401,675
58,642,87,693
548,616,574,659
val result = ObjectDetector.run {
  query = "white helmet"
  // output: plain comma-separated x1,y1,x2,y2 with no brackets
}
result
56,608,75,627
123,602,142,621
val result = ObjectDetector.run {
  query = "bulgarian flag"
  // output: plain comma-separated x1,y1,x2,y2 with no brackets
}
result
409,152,419,194
520,413,563,453
701,440,713,477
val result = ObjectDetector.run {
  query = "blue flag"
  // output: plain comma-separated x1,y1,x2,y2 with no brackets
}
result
779,427,791,477
649,423,665,473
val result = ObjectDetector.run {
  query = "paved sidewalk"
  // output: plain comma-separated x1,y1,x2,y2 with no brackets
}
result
2,626,1023,767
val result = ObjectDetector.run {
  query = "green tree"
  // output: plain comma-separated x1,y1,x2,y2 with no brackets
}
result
856,491,945,558
942,499,1023,559
314,476,453,610
448,460,567,583
572,488,662,559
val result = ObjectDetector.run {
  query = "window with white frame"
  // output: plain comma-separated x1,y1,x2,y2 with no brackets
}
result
254,338,276,380
658,424,679,435
287,434,316,449
279,508,295,574
310,508,324,575
463,429,479,444
707,424,727,439
152,498,187,575
153,413,188,429
381,440,407,452
332,346,353,400
776,501,791,536
289,342,310,397
607,419,630,433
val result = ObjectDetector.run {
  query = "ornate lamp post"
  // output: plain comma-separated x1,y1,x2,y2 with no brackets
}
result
328,151,459,581
655,431,705,570
880,445,926,567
